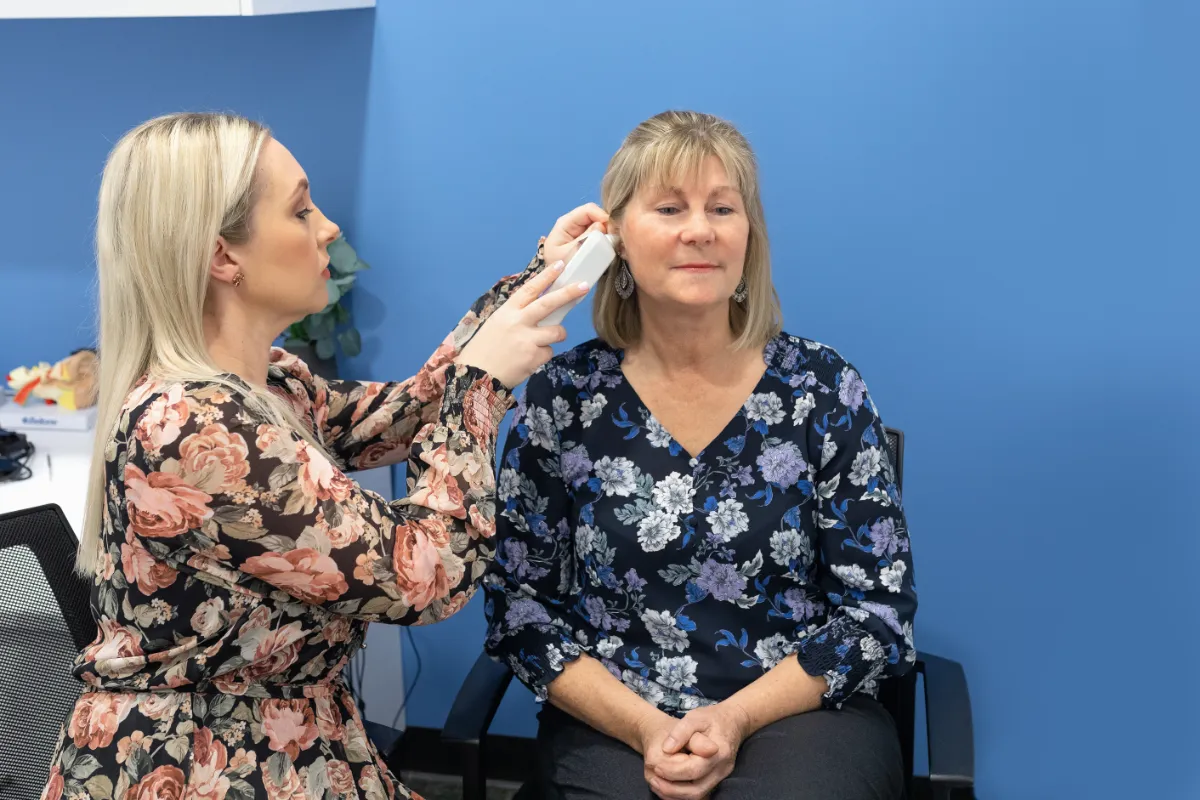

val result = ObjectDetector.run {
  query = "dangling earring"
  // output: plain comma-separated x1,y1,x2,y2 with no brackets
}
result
232,272,245,288
615,259,635,300
733,277,748,303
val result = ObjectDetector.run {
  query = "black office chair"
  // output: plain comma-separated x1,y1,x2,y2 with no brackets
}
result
443,428,975,800
0,504,96,799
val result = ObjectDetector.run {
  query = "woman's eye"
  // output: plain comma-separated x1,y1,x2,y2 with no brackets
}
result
297,207,314,220
656,206,680,215
713,206,735,216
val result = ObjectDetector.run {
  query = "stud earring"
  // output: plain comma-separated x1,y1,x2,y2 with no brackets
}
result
232,272,245,288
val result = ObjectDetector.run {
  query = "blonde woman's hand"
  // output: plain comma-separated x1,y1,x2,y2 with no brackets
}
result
543,203,611,269
456,261,589,388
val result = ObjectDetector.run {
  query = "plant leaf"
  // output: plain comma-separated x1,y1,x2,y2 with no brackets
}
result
305,312,335,340
338,329,362,358
327,236,358,267
315,337,336,361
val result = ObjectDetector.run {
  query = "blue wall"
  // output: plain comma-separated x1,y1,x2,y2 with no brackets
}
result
3,2,1197,798
347,2,1199,799
0,11,374,369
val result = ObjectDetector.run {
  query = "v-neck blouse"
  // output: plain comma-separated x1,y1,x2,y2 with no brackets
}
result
481,333,918,713
612,350,769,462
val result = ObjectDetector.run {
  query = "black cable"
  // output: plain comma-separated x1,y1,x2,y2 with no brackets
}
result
0,459,32,482
0,433,34,483
391,627,422,731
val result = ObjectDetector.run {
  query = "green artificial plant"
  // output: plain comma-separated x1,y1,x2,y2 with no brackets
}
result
285,235,369,361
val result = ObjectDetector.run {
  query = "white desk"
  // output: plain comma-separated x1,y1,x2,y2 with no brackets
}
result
0,428,93,534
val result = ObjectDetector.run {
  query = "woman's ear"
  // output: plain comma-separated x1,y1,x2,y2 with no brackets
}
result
210,236,241,285
609,224,625,257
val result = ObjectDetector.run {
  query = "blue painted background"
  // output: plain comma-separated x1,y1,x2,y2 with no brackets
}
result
3,2,1197,797
0,11,373,365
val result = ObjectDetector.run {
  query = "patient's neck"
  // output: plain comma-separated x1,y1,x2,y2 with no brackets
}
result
625,301,743,381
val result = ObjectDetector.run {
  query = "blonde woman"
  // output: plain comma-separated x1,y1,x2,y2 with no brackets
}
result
38,112,599,800
484,111,916,799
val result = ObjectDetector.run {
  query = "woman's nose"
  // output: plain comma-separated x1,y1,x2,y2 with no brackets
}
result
680,210,715,245
316,206,340,244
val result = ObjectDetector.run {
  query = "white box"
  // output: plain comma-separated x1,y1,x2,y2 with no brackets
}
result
0,399,97,432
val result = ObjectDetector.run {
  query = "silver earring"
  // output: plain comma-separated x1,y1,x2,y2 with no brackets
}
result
733,277,748,303
615,259,635,300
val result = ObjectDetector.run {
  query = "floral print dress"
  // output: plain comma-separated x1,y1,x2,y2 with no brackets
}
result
483,334,917,715
39,253,546,800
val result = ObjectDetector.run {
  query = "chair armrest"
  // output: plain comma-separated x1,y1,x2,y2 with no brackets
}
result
919,651,975,790
441,651,515,745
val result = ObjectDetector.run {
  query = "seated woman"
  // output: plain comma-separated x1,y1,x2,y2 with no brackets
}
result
483,111,917,800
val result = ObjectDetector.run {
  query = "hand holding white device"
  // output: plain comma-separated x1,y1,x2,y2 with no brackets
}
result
537,230,619,327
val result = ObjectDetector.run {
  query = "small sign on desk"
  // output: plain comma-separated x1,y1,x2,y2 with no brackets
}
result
0,398,96,432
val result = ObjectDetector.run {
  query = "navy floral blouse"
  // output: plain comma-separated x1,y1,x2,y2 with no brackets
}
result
482,333,917,715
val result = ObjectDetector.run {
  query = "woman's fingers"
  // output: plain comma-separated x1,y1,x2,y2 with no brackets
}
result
522,280,590,322
531,324,568,346
511,261,565,307
553,202,609,242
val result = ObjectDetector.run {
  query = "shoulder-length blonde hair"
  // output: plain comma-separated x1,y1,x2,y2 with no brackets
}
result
593,110,783,350
79,112,323,575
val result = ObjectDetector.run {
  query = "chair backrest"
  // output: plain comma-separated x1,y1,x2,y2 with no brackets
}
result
876,428,918,787
0,504,96,799
883,427,904,493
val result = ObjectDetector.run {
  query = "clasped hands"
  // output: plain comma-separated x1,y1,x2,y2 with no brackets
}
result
637,702,751,800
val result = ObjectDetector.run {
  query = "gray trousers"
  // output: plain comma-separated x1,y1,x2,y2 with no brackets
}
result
534,695,904,800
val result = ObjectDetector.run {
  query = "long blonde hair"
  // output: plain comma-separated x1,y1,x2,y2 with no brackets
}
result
80,112,322,575
594,110,783,350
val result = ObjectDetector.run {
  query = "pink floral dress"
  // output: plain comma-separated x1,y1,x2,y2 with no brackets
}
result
39,252,545,800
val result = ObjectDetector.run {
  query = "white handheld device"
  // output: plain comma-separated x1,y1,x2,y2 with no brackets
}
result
538,230,619,327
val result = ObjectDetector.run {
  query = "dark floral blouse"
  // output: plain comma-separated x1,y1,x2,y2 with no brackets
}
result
38,254,546,800
483,334,918,716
